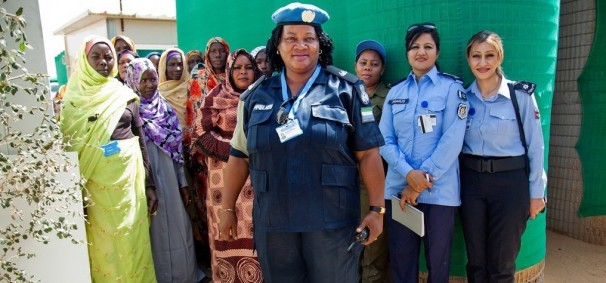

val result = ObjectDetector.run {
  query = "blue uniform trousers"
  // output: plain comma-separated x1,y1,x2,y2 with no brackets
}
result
459,166,530,283
254,225,362,283
387,203,456,283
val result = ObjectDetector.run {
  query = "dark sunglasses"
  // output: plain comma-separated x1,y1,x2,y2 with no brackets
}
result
407,23,436,32
276,97,295,125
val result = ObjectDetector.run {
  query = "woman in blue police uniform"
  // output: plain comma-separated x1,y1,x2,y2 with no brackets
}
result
379,23,468,282
460,30,546,283
218,3,386,283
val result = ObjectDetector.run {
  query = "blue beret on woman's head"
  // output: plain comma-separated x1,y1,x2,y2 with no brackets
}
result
272,2,330,26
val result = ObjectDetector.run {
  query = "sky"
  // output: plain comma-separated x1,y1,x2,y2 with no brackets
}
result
38,0,176,78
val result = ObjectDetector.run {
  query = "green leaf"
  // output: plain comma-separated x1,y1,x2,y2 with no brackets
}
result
16,7,23,16
19,42,25,52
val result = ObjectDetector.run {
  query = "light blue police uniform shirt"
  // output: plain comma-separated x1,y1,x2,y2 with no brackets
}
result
379,66,467,206
462,78,546,198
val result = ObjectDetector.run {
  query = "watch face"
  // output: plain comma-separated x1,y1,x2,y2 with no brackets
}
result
371,206,385,214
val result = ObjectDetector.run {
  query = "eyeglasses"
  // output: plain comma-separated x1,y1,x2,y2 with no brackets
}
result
276,97,294,125
407,23,436,32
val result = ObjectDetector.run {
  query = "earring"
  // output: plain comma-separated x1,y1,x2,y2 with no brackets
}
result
277,50,280,55
319,50,323,55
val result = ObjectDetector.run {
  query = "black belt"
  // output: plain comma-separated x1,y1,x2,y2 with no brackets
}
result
460,154,527,173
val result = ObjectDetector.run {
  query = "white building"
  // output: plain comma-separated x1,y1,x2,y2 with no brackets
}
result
54,10,177,76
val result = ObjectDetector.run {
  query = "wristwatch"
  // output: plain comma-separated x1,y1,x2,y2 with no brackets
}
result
369,206,386,214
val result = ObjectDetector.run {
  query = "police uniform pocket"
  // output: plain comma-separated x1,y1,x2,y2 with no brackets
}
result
310,104,350,149
488,106,517,135
391,104,407,115
321,164,358,222
247,109,273,153
427,98,446,113
250,168,270,226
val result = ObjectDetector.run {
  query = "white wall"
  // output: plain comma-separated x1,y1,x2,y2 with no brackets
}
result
64,19,108,76
0,153,91,283
1,1,91,281
107,18,177,49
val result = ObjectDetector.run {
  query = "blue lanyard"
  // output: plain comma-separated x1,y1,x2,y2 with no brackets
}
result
280,65,321,120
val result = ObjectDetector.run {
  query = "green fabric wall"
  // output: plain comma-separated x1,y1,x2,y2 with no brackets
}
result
576,0,606,217
176,0,559,276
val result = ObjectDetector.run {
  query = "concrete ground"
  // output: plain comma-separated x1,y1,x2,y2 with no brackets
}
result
544,229,606,283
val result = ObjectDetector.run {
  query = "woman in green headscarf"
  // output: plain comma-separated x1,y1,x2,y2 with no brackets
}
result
60,35,157,282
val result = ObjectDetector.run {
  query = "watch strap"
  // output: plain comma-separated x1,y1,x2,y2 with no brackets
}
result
369,205,386,214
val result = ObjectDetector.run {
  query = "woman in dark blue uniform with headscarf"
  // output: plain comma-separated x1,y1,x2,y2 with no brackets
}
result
218,3,386,283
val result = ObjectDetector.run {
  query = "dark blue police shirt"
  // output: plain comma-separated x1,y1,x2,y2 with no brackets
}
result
241,68,384,232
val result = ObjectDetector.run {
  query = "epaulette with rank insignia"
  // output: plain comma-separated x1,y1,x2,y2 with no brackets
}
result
326,65,371,105
326,65,359,84
439,72,464,84
239,75,266,101
457,90,467,101
514,81,536,95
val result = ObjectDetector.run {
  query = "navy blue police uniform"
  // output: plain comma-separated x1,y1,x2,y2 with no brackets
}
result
230,66,384,283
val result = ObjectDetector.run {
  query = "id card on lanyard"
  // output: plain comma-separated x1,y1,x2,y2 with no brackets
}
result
275,65,321,143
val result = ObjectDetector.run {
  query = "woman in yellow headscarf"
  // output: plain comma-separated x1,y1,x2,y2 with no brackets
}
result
111,34,137,54
60,35,157,282
158,48,189,129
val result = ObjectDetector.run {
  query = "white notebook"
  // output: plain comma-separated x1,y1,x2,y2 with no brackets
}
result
391,195,425,237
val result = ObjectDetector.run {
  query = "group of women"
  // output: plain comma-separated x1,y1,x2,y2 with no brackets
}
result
58,2,546,283
59,31,269,282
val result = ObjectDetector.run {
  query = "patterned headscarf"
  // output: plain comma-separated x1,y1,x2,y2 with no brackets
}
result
125,58,184,164
186,37,230,144
191,49,259,161
124,58,153,93
158,48,189,129
110,35,137,53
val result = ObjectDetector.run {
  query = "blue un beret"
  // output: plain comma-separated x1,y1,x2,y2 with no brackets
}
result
272,2,330,26
356,40,387,64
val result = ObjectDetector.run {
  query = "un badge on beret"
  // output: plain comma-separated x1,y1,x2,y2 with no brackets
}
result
301,10,315,23
457,103,468,119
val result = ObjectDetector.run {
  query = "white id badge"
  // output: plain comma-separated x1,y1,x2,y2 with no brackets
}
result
417,114,434,133
276,119,303,143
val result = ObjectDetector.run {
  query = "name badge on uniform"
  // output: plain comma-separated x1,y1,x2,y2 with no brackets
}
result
361,106,375,123
276,119,303,143
101,140,121,157
389,99,409,105
418,114,437,133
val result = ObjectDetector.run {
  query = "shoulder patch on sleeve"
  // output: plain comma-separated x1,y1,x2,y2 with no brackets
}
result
240,75,267,101
325,65,359,84
514,81,536,95
457,103,468,119
439,72,463,84
355,81,371,105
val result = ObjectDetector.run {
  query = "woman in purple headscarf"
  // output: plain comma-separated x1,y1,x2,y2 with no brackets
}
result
125,58,207,283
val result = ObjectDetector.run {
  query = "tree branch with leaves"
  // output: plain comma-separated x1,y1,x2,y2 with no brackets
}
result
0,2,83,282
